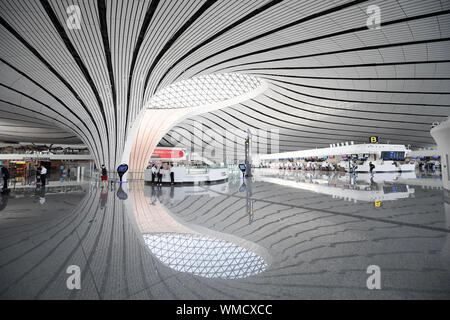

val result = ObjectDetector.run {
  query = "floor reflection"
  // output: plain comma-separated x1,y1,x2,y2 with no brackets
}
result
143,233,267,279
255,170,417,203
130,182,270,280
0,176,448,299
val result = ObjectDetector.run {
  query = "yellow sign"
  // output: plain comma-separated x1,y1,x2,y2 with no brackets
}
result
375,200,381,207
370,136,379,143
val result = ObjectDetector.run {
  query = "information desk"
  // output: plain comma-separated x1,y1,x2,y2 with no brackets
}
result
144,166,228,185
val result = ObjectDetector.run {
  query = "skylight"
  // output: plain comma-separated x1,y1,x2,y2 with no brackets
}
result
148,73,263,109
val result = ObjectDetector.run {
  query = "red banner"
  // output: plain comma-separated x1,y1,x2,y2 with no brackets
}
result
151,149,184,159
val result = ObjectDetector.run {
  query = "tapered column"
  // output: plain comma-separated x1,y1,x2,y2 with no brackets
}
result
120,80,269,180
428,119,450,273
430,118,450,196
122,108,191,180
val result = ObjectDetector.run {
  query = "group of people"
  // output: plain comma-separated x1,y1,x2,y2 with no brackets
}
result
261,161,338,171
27,163,48,186
0,163,48,192
262,160,377,174
35,164,48,187
419,162,438,171
99,163,176,187
150,163,175,185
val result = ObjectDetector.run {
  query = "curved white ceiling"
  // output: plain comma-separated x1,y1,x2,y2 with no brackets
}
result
1,0,449,167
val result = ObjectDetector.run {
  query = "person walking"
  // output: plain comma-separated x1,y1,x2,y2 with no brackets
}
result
169,163,175,185
1,164,9,191
151,164,157,184
101,164,108,188
40,165,47,187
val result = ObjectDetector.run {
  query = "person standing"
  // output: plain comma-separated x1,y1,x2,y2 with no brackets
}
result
169,163,175,185
30,163,37,185
101,164,108,188
157,165,163,186
40,165,47,187
151,164,157,184
36,165,41,186
369,162,375,174
1,164,9,191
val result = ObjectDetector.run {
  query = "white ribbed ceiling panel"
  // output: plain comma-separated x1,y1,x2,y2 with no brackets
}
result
0,0,448,167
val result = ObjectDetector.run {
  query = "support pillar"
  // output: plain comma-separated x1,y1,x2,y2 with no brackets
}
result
120,80,269,180
121,108,191,180
430,118,450,198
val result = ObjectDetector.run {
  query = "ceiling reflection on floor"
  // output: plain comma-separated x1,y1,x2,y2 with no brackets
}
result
0,171,449,299
143,233,267,279
251,169,443,203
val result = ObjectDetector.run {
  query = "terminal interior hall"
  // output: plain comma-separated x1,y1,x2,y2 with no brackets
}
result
0,0,449,300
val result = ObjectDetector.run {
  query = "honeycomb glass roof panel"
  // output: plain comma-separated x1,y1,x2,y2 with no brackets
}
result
148,73,263,109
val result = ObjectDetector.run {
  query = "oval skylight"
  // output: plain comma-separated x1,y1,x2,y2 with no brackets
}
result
143,232,267,279
148,73,263,109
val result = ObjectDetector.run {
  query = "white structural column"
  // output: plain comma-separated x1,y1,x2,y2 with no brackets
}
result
120,80,269,179
430,118,450,193
122,108,191,180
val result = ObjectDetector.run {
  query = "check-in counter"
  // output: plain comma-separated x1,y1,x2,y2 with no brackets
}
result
144,166,228,184
338,160,416,173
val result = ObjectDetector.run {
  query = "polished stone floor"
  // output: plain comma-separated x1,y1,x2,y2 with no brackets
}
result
0,169,449,300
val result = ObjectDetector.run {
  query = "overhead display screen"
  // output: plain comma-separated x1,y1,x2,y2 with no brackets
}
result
381,151,405,161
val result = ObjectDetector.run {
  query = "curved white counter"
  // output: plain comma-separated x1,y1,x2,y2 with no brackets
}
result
144,167,228,184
